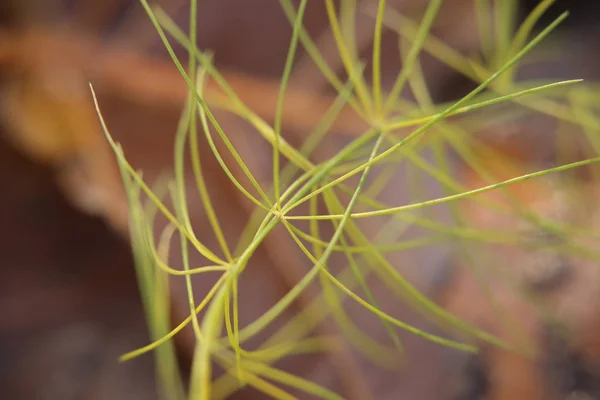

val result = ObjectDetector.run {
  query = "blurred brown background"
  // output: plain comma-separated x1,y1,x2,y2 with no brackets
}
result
1,1,600,399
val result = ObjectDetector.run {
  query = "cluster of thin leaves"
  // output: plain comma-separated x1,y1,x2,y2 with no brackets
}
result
91,0,600,399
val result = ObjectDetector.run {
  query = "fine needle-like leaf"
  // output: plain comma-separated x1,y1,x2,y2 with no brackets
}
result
325,0,373,116
282,13,576,214
286,156,600,221
273,0,309,208
90,84,226,266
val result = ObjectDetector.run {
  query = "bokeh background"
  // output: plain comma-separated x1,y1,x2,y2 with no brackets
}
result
1,1,600,399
